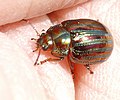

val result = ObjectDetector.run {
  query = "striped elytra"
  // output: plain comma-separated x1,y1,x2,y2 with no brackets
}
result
32,19,113,74
62,19,113,65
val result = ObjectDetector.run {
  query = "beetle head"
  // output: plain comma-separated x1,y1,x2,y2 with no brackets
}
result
37,33,53,51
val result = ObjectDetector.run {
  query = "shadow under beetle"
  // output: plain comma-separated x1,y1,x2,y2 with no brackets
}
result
29,19,113,74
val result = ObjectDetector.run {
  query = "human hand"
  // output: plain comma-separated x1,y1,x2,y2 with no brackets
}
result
0,0,119,100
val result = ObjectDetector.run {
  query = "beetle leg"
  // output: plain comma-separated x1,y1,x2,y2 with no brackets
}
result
31,38,37,41
85,64,94,74
31,38,40,52
33,48,39,52
37,57,64,65
67,56,75,79
34,48,41,65
70,62,75,79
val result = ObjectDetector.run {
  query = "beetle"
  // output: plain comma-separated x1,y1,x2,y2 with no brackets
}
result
30,19,113,74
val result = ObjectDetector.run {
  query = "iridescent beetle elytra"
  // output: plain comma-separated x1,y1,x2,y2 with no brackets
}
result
26,19,113,74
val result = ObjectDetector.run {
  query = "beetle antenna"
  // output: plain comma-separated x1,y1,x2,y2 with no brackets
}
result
85,64,94,74
34,48,41,65
23,19,40,36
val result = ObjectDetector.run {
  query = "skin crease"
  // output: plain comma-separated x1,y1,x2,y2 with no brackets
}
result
0,0,120,100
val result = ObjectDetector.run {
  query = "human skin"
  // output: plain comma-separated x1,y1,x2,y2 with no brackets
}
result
0,0,120,100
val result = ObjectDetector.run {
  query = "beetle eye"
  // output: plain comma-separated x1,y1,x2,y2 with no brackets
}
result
42,43,48,51
41,33,45,37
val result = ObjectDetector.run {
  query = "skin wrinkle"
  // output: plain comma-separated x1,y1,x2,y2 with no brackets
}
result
23,0,61,19
46,15,54,26
0,0,88,25
40,76,55,99
90,0,117,19
77,81,110,99
0,66,14,100
25,0,33,19
38,64,74,100
60,0,75,9
76,71,117,100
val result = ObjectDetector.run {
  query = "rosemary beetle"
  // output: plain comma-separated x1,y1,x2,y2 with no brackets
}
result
28,19,113,74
